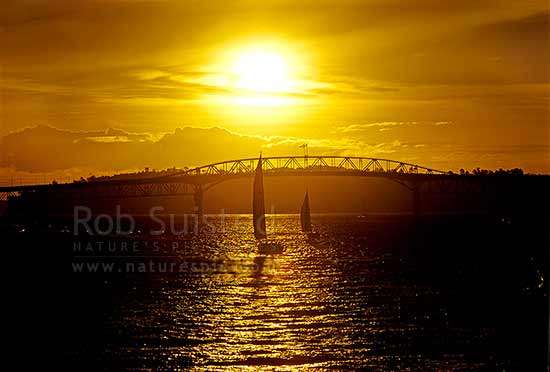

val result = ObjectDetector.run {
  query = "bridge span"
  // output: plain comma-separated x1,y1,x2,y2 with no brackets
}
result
0,156,490,215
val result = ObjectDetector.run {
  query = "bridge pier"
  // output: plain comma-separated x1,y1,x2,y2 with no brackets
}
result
412,183,421,217
193,184,203,230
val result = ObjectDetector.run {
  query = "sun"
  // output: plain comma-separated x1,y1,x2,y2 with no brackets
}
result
232,50,289,93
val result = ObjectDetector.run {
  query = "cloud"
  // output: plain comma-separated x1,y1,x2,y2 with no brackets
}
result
337,122,418,133
0,124,439,175
78,127,157,143
1,125,548,180
0,125,352,173
0,66,234,104
130,69,171,81
336,121,456,133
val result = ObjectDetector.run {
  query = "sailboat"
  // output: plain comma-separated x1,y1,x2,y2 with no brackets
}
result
300,189,312,233
253,154,267,240
301,189,320,241
253,154,283,254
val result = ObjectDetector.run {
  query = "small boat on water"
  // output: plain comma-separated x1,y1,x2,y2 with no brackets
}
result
301,189,320,241
300,189,312,233
253,154,283,254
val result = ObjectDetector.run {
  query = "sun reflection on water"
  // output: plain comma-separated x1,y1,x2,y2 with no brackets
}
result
107,215,493,371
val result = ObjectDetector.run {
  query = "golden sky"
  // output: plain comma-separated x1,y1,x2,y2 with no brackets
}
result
1,0,549,176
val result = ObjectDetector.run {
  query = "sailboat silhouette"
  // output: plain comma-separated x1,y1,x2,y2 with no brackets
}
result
300,189,312,233
301,188,320,241
253,154,267,240
253,154,283,254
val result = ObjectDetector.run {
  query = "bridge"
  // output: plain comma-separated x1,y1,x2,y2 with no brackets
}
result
0,155,495,215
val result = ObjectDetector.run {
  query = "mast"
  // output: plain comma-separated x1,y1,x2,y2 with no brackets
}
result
253,154,267,239
300,189,312,232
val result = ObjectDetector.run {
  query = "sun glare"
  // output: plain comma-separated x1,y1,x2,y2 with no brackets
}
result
233,50,289,93
205,44,306,109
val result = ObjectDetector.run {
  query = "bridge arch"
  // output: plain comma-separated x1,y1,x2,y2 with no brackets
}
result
154,156,448,216
0,156,450,216
164,155,446,179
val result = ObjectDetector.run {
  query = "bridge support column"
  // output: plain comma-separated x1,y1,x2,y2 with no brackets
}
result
193,184,203,230
412,183,421,217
